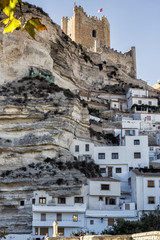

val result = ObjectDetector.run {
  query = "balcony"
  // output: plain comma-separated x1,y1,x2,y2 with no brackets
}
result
32,218,84,228
32,204,87,213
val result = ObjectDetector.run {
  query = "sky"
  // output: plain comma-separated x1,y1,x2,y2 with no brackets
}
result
27,0,160,87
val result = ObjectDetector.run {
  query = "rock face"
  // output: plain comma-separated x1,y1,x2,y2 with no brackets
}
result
0,156,101,233
0,75,90,170
0,3,154,93
0,2,158,235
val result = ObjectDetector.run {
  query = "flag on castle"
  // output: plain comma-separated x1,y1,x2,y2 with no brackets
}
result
98,8,103,13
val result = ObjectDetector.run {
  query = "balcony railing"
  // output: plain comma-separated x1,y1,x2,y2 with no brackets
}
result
32,219,84,227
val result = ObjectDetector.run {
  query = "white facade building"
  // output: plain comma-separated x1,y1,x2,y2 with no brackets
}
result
131,169,160,216
70,135,149,192
31,177,137,238
126,88,158,112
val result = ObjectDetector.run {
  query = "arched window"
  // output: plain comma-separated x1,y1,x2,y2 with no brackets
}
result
92,30,96,38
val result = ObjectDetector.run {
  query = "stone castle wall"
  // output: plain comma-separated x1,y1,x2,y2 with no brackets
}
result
61,6,110,51
87,47,137,79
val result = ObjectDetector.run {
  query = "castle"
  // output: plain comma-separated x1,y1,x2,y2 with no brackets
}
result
61,6,137,79
61,5,110,52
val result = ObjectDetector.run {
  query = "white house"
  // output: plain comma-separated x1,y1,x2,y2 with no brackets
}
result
149,146,160,162
32,187,88,239
131,168,160,217
31,177,137,238
70,134,149,192
88,177,120,210
126,88,158,112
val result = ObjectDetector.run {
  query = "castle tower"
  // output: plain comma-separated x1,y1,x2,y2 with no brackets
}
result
61,6,110,52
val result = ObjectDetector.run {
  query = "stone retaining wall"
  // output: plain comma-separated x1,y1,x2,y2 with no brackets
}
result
47,231,160,240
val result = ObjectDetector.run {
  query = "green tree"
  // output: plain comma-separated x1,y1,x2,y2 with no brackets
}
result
102,207,160,235
0,0,47,38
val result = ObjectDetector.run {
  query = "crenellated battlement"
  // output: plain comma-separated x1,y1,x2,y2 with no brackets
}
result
61,5,110,50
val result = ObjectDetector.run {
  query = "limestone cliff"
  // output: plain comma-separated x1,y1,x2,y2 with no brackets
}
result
0,2,158,235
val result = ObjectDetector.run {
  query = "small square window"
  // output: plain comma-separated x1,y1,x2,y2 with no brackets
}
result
57,213,62,221
41,213,46,221
108,218,114,226
101,184,110,190
98,153,105,159
90,220,94,225
134,152,141,158
134,139,140,145
129,167,133,171
85,144,89,151
147,180,154,188
20,200,24,206
148,197,155,204
106,197,116,205
100,168,106,173
148,101,152,106
75,197,83,203
75,145,79,152
138,100,142,104
116,168,122,173
99,196,103,201
58,198,66,204
112,153,118,159
39,197,46,204
73,215,78,222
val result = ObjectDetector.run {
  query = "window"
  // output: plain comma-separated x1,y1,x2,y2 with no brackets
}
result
159,180,160,187
39,197,46,204
116,168,122,173
20,200,24,206
41,214,46,221
134,139,140,145
148,197,155,204
92,30,96,38
138,100,142,104
35,227,38,235
112,153,118,159
108,218,114,226
75,145,79,152
134,152,141,158
58,198,66,204
32,198,35,204
101,184,110,190
106,197,116,205
147,180,155,188
40,228,48,236
58,227,64,236
129,167,133,171
85,144,89,151
125,130,135,136
73,215,78,222
90,220,94,225
100,168,106,173
75,197,83,203
99,196,103,201
57,213,62,221
125,203,130,210
150,147,154,151
101,218,103,223
98,153,105,159
148,101,152,106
